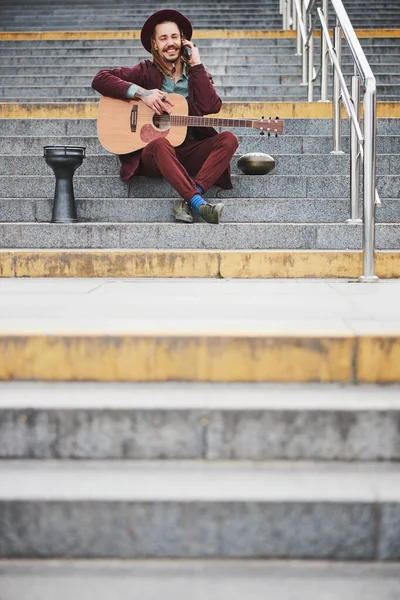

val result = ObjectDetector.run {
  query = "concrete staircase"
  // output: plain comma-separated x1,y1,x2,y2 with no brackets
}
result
0,33,400,261
1,116,400,253
0,1,400,586
1,37,400,102
1,380,400,562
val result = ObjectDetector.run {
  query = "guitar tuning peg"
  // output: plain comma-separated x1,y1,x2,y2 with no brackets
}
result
275,133,278,138
268,132,271,138
276,115,279,119
261,115,264,120
260,130,265,136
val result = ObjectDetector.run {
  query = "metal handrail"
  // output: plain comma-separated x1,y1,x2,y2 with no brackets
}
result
282,0,380,282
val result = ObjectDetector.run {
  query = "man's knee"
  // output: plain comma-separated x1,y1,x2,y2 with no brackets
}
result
218,131,239,152
148,136,174,155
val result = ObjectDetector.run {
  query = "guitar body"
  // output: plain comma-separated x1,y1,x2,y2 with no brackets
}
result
97,94,188,155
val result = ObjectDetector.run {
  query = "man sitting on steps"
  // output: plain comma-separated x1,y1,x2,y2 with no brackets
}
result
92,9,238,224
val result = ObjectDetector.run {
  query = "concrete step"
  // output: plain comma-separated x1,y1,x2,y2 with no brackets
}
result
1,559,400,600
1,46,399,57
2,172,399,199
0,153,355,177
4,134,365,155
5,95,400,103
1,8,280,16
1,276,400,374
3,54,400,66
4,74,400,87
2,196,399,225
0,48,303,57
0,172,357,200
0,18,283,25
0,459,399,558
0,196,354,224
0,65,303,76
0,248,398,278
1,37,399,48
4,63,400,76
1,118,399,137
0,222,399,250
0,24,284,32
0,38,399,50
2,20,400,30
0,95,313,103
4,151,400,178
3,85,400,100
1,381,399,460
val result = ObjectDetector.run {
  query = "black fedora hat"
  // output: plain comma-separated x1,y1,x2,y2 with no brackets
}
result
140,9,193,53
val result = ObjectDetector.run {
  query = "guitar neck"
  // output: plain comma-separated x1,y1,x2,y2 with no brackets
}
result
170,115,255,129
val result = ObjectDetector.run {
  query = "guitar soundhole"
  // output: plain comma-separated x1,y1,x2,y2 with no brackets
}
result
152,112,171,132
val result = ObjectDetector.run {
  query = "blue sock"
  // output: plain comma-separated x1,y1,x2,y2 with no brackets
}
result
190,193,206,213
195,184,204,195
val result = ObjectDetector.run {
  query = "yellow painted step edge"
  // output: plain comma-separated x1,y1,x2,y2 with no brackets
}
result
0,333,399,383
0,250,399,279
1,102,399,119
0,29,400,40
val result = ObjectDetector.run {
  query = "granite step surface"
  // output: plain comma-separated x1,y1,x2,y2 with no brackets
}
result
0,222,399,250
1,196,398,224
2,84,399,100
1,559,400,600
0,173,359,199
0,559,400,600
0,152,357,177
4,54,400,66
2,172,398,199
4,74,400,87
0,196,365,224
1,381,399,460
1,118,399,137
0,459,399,558
1,46,399,57
1,37,399,48
4,64,400,76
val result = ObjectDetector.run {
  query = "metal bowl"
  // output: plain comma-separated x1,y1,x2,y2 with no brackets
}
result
237,152,275,175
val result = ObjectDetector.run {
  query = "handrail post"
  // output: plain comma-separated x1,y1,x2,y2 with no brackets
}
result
283,0,289,29
302,0,308,84
292,0,297,30
347,72,362,224
332,22,344,153
320,0,329,101
308,12,314,101
296,1,302,55
359,80,379,282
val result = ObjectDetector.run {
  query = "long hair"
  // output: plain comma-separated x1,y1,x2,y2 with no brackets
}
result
150,23,191,77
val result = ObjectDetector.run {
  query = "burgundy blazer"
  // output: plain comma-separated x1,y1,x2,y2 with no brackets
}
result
92,60,232,188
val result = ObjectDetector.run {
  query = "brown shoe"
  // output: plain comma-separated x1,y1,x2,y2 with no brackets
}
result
173,200,193,223
199,202,224,224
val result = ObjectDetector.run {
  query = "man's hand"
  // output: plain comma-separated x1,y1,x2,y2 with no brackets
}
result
182,39,201,67
135,87,174,115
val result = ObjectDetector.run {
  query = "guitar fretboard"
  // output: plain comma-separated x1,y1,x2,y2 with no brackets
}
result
170,115,255,128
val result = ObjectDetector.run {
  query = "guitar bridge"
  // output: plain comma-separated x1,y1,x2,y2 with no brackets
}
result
130,105,138,132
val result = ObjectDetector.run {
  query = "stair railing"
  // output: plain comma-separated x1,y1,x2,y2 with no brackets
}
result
282,0,380,282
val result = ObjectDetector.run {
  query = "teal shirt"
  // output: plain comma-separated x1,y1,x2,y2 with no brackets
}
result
125,62,189,99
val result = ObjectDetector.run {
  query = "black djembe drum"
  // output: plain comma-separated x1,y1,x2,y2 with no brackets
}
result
44,145,86,223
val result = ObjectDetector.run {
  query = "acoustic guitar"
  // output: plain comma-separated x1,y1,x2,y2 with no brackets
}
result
97,94,284,155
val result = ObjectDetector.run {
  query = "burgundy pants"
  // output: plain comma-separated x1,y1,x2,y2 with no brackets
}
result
137,131,238,203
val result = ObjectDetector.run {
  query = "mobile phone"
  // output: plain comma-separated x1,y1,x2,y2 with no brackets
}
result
181,45,192,60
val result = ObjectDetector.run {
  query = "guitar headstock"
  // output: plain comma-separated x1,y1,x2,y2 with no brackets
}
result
253,116,284,136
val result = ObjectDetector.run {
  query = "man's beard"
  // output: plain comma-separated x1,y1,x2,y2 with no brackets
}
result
162,45,180,64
